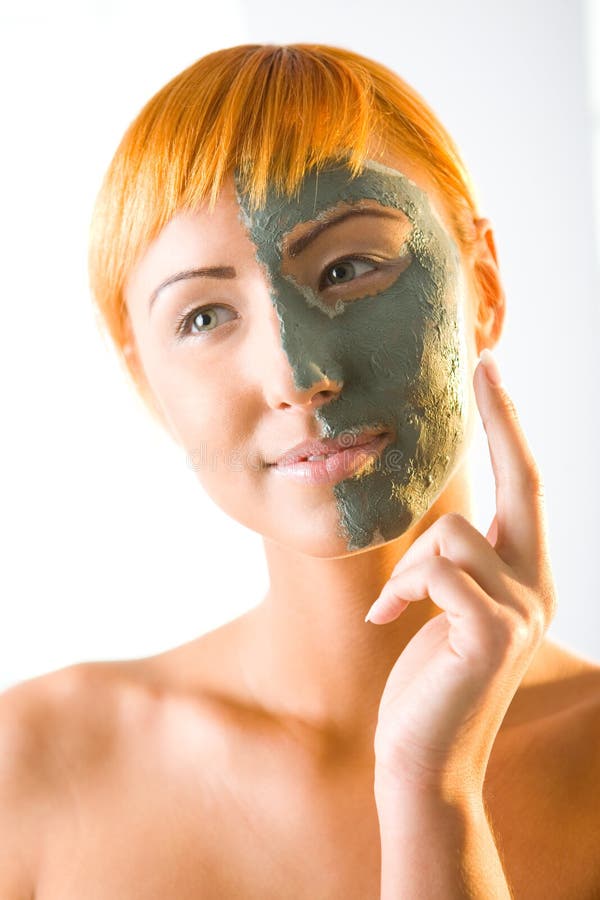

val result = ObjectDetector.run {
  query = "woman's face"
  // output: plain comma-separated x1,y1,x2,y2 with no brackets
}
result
124,151,480,556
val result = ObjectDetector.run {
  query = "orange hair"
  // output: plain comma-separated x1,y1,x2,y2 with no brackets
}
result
88,43,486,424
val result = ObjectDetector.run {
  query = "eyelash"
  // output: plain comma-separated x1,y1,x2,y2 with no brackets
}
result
174,305,237,340
318,254,381,290
174,254,383,339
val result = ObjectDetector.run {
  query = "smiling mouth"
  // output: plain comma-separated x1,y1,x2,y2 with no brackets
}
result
270,431,393,486
271,426,392,468
297,436,385,462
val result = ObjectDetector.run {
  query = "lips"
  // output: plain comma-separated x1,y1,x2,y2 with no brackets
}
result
272,428,391,467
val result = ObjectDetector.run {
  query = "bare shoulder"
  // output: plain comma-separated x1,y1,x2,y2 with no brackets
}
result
496,640,600,817
513,639,600,761
0,660,122,784
542,639,600,726
544,641,600,778
0,661,141,897
555,643,600,772
0,659,156,774
478,641,600,897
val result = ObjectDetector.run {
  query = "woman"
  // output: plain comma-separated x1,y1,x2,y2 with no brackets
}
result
2,43,599,898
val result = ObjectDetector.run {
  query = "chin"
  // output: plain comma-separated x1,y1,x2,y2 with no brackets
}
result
259,507,408,559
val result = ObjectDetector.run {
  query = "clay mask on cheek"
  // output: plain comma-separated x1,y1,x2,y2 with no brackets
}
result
234,159,469,551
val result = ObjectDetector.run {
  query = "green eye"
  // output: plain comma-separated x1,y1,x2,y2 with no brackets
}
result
176,304,237,339
321,256,379,290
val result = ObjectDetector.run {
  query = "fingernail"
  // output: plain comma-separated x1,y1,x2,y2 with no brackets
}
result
479,348,503,387
364,597,381,622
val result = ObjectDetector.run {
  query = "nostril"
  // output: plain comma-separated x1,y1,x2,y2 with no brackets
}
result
314,389,339,404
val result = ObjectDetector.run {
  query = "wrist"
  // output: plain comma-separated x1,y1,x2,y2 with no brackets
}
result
373,784,512,899
373,764,483,826
375,779,490,868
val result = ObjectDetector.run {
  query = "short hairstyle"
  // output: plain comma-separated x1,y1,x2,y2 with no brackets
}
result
88,43,487,423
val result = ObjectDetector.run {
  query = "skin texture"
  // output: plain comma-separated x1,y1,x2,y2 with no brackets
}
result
2,144,600,899
117,146,519,752
122,149,482,564
118,143,581,754
233,159,470,550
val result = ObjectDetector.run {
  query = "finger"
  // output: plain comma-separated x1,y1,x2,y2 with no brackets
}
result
475,350,548,571
366,557,507,658
390,512,513,610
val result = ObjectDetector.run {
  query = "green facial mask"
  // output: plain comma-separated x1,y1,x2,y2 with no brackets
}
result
234,158,469,551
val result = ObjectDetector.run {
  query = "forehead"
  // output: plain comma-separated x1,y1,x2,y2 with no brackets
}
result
228,155,462,299
124,151,460,310
215,149,460,257
237,158,446,243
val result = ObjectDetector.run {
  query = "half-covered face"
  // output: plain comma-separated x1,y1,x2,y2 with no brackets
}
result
124,155,475,555
234,158,470,550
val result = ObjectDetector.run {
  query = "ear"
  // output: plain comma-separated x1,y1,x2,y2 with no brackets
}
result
470,218,506,356
121,319,173,434
122,330,144,384
122,324,149,393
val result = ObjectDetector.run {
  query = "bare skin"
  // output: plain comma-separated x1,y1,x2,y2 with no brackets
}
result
3,631,600,899
2,143,599,897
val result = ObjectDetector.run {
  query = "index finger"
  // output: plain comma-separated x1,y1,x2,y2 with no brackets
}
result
475,349,548,570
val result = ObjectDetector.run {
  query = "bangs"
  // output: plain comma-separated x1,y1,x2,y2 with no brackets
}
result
88,43,479,421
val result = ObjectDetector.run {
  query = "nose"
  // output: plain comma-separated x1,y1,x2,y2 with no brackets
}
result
267,359,344,412
256,300,344,412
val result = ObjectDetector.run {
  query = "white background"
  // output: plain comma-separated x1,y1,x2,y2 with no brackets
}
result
1,0,599,690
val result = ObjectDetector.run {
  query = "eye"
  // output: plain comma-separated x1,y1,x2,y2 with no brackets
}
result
320,256,380,290
175,304,238,339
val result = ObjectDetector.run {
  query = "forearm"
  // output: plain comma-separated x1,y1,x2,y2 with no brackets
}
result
374,780,513,900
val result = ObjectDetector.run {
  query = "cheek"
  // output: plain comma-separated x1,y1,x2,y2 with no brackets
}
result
139,346,239,450
332,266,443,390
168,380,268,504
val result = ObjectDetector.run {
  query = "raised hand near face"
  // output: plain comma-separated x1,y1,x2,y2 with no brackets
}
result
365,349,558,801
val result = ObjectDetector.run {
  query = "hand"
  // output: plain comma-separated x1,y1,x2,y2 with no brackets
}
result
366,350,558,800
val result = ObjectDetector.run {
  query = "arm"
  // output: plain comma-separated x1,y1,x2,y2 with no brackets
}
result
365,353,556,899
0,683,44,899
375,778,513,899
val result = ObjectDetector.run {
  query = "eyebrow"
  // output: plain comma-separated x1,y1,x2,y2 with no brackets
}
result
149,266,236,313
285,206,405,257
148,206,405,313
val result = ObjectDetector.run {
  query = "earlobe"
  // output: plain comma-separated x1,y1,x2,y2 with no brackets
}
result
122,322,152,395
471,219,506,356
122,316,141,370
123,337,141,377
121,324,181,444
121,322,166,425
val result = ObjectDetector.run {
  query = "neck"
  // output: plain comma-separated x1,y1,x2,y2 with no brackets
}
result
237,462,475,753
